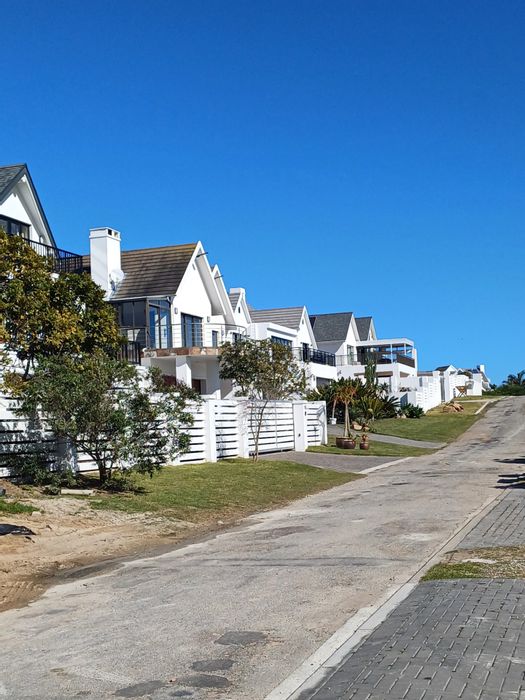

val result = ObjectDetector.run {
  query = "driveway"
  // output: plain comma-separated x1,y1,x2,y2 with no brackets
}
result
260,450,397,472
0,397,522,699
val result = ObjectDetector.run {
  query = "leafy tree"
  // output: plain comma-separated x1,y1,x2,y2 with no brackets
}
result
220,339,306,460
11,352,196,485
0,232,121,375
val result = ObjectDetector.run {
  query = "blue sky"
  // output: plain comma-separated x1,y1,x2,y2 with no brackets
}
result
1,1,523,382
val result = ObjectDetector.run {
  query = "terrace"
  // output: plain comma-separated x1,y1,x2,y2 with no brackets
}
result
2,215,84,274
337,338,416,368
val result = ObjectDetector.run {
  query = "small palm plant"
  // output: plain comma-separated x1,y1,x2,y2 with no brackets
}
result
333,378,362,439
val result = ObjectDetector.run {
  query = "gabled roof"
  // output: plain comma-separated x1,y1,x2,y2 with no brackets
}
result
250,307,304,330
103,243,197,301
435,365,455,372
0,164,26,200
310,312,354,342
355,316,373,341
0,163,56,247
228,291,241,310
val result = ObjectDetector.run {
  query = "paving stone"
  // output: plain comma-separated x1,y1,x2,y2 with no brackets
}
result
459,490,525,549
300,579,525,699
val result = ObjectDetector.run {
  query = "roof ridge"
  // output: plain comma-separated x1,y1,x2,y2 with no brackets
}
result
121,242,197,254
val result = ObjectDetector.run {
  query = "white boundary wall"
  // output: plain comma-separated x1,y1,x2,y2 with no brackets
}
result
0,395,327,474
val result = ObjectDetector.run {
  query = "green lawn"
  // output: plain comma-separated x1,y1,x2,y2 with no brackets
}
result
308,437,432,458
373,401,488,443
0,499,36,514
90,459,361,520
423,546,525,581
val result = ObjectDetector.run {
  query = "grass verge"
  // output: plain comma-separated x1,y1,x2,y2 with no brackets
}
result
308,437,433,458
373,400,488,443
0,499,36,514
90,459,361,521
422,546,525,580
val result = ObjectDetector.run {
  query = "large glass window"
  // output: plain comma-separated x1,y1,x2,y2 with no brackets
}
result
271,336,292,347
149,299,172,349
182,313,203,347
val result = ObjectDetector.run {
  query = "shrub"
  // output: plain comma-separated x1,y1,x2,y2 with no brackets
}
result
402,403,425,419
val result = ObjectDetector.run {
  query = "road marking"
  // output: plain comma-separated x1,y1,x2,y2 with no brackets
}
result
264,490,504,700
360,456,413,474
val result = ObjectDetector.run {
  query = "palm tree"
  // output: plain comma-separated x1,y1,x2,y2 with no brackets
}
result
504,370,525,386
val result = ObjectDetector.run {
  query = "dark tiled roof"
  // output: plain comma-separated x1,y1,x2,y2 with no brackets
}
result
228,292,241,310
310,312,354,342
113,243,197,300
435,365,454,372
0,164,26,201
81,243,197,300
250,307,304,330
355,316,373,341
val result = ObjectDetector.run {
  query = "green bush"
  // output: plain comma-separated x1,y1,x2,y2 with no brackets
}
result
7,453,77,488
402,403,425,419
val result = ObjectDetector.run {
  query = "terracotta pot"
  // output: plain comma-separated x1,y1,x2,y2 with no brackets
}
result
359,441,369,450
336,437,356,450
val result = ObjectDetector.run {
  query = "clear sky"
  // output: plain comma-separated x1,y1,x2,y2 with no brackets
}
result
1,1,523,382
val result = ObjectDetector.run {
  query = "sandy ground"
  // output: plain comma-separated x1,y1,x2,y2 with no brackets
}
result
0,480,200,613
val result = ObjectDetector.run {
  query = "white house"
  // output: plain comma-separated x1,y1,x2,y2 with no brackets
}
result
0,163,83,274
248,306,338,388
85,229,246,397
310,311,418,392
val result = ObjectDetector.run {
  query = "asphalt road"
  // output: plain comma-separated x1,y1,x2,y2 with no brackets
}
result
0,397,522,700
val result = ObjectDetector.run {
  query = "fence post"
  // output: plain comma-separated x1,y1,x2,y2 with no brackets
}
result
203,399,218,463
237,399,250,458
293,401,308,452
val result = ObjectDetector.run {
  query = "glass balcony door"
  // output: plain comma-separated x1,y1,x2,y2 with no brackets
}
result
182,313,203,347
148,299,172,349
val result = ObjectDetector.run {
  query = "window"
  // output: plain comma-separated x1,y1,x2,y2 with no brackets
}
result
302,343,310,362
271,336,292,347
211,330,219,347
149,299,172,349
0,215,30,238
232,332,243,344
181,313,203,347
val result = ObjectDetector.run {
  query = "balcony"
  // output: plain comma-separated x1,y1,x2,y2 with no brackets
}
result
2,215,84,274
294,347,336,367
120,323,248,355
22,237,85,274
336,339,416,369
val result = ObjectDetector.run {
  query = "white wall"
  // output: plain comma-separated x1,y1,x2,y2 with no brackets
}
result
0,179,54,247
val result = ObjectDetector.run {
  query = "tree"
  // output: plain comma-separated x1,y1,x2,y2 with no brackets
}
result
219,339,306,460
0,232,122,375
504,371,525,386
12,352,196,484
332,378,362,437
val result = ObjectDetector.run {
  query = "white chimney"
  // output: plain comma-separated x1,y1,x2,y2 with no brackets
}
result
89,227,123,299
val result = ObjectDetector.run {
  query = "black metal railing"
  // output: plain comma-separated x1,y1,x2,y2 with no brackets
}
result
294,347,336,367
336,350,415,368
116,340,142,365
21,237,85,274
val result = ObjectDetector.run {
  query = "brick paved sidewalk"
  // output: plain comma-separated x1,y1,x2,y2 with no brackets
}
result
300,490,525,700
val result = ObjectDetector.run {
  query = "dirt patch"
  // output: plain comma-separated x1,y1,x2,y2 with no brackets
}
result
0,491,207,613
423,546,525,580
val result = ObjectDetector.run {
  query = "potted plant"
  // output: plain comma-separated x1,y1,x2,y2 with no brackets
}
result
333,379,361,449
360,433,370,450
